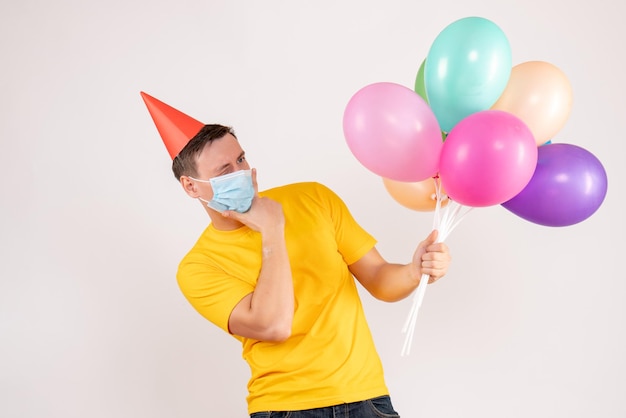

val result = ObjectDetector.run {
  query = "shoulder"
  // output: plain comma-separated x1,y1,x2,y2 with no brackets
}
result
262,182,346,208
262,182,338,200
263,183,353,222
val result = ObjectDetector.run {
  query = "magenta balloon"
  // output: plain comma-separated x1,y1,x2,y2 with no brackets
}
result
439,110,538,207
502,143,608,226
343,82,443,182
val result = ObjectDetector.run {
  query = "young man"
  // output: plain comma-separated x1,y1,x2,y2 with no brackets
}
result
142,93,451,417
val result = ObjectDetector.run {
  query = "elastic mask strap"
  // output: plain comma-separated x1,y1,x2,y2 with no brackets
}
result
188,176,211,183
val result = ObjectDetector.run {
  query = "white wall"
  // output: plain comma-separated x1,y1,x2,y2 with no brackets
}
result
1,1,623,417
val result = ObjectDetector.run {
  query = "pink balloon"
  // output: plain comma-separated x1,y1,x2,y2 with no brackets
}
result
439,110,538,207
343,82,443,182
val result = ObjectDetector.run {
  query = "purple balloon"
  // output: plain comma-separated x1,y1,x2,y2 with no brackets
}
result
502,143,607,227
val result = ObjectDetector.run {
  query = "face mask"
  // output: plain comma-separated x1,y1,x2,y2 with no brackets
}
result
189,169,254,213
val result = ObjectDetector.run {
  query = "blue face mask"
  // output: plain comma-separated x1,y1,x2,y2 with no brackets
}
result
190,169,254,213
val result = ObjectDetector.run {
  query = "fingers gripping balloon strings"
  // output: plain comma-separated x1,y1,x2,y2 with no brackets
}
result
401,177,472,356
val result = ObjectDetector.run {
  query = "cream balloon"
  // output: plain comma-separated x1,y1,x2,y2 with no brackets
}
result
382,177,449,212
491,61,573,145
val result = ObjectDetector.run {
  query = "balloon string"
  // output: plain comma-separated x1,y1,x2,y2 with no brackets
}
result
433,176,442,228
401,180,471,356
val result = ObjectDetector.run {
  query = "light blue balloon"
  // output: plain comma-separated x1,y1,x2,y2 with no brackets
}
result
425,17,512,132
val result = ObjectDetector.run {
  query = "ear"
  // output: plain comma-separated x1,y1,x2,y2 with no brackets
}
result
251,168,259,193
180,176,201,198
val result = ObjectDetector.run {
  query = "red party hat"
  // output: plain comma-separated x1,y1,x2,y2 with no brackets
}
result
140,91,204,159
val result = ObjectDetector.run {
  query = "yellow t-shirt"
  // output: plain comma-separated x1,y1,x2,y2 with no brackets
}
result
177,182,388,413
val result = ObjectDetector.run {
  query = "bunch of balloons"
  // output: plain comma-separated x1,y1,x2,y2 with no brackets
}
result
343,16,608,227
343,16,608,355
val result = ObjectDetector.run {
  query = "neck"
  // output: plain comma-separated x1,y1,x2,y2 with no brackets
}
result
204,204,245,231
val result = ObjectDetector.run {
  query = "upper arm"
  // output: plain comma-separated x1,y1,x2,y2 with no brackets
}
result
177,259,256,336
348,247,387,295
228,293,259,339
228,293,292,343
349,247,417,302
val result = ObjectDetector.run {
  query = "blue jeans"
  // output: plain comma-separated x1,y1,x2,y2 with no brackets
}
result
249,395,400,417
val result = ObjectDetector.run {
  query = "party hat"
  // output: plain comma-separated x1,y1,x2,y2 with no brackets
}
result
140,91,204,159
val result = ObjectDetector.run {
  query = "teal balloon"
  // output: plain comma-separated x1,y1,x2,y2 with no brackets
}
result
425,17,512,132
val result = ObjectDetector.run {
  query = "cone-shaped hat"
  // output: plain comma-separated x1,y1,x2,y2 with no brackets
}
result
140,92,204,159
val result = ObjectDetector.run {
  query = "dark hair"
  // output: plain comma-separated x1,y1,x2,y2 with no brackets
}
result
172,124,236,180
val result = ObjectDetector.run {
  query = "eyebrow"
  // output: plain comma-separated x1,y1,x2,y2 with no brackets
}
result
214,151,246,174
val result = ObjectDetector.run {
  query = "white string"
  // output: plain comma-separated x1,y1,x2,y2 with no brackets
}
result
401,178,472,356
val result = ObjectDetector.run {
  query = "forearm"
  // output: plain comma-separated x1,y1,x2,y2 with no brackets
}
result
366,262,422,302
248,229,294,338
352,231,450,303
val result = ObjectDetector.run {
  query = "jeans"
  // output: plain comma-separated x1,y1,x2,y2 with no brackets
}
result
249,395,400,417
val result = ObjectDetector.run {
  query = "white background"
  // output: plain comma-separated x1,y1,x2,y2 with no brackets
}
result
1,1,623,417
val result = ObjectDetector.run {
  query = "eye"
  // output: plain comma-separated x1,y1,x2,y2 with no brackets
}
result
237,155,246,164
